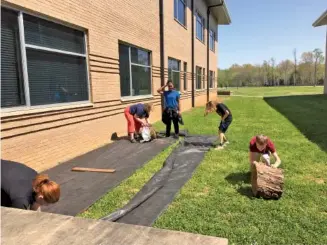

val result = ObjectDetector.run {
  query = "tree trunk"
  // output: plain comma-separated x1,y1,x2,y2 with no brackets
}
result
251,163,284,199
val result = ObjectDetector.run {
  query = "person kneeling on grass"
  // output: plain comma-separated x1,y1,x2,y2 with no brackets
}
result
204,100,233,150
1,160,60,211
249,134,281,168
124,103,153,143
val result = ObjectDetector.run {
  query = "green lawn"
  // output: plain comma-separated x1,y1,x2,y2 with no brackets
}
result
225,86,324,97
81,88,327,245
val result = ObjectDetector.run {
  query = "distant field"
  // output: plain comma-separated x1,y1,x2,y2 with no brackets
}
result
221,86,324,97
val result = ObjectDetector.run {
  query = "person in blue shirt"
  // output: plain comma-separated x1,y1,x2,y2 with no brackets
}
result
157,80,181,138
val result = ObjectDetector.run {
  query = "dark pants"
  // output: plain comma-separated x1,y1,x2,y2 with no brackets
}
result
162,108,179,137
166,116,179,137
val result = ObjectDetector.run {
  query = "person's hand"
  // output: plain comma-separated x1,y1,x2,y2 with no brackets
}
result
177,111,181,116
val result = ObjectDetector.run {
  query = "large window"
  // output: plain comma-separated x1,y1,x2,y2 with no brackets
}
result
209,30,215,52
196,66,202,90
168,58,181,91
209,70,214,88
119,43,151,97
183,62,187,91
203,68,206,88
196,12,204,42
1,7,89,108
174,0,186,26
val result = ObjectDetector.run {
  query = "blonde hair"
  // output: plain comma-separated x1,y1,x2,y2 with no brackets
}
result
32,174,60,204
144,103,154,114
256,134,268,146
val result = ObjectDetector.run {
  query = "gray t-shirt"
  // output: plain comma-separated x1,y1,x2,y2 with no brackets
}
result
1,160,37,210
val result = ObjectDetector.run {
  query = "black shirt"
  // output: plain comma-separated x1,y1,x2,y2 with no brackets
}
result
216,103,232,121
1,160,37,210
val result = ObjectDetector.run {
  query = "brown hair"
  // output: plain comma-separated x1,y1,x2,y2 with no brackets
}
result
32,174,60,204
256,134,268,146
144,103,154,114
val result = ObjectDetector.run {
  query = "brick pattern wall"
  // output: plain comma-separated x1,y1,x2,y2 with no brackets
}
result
1,0,218,171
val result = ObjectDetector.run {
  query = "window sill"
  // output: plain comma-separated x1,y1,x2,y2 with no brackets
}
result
121,95,153,102
195,89,206,91
196,37,205,45
174,18,187,30
1,102,93,118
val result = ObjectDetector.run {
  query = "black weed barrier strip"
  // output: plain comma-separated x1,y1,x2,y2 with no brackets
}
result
102,135,218,226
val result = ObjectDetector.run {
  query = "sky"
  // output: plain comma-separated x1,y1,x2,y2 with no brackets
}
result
218,0,327,69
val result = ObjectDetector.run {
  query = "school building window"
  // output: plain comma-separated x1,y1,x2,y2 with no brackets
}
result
196,12,204,42
196,66,202,90
174,0,186,26
209,30,215,52
203,68,206,88
1,7,89,108
209,70,214,88
168,57,181,91
183,62,187,91
119,43,152,97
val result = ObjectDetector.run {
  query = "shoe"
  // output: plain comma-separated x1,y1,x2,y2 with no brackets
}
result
214,143,225,150
173,134,179,139
223,140,230,145
130,139,137,143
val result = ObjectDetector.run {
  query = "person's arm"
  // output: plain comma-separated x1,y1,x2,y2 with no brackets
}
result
249,152,259,165
145,118,151,127
176,96,181,115
134,114,145,126
11,197,30,210
221,110,230,121
157,84,167,94
272,152,281,168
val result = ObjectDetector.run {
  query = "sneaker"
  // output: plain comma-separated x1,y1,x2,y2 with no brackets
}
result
173,134,179,139
223,140,230,145
214,143,225,150
130,139,137,143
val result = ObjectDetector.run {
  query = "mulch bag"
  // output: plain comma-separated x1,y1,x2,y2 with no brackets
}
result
140,127,151,143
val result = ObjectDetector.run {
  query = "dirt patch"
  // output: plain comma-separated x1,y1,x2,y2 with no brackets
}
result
194,186,210,197
305,175,325,184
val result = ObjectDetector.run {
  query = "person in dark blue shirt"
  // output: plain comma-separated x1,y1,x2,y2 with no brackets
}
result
124,103,153,143
157,80,181,137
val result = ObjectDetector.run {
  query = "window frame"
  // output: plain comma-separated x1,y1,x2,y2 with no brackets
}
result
196,11,205,43
119,42,153,100
196,66,203,90
168,57,181,91
183,62,187,91
174,0,187,27
209,70,214,88
1,6,90,112
209,29,215,52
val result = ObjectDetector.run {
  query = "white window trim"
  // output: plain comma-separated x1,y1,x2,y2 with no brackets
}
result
120,44,152,98
195,66,203,90
174,0,186,27
1,7,91,112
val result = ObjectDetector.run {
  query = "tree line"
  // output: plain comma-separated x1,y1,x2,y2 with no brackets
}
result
218,48,325,88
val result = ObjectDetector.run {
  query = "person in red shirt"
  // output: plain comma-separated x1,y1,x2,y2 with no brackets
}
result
249,134,281,168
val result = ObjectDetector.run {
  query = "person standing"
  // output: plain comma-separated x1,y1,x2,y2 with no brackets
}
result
124,103,153,143
1,160,60,211
157,80,181,138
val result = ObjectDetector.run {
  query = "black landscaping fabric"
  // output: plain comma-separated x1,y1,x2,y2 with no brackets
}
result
41,137,175,216
102,135,218,226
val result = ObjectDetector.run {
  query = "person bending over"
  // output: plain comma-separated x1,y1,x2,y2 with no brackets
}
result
205,100,233,150
249,134,281,168
124,103,153,143
1,160,60,211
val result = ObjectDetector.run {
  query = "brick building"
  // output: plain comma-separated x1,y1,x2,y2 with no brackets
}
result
1,0,231,171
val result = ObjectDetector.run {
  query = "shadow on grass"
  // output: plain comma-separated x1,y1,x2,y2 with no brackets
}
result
225,172,254,199
264,94,327,153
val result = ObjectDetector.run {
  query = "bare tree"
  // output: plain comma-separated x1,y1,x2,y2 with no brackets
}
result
278,60,293,85
313,48,324,87
293,49,297,85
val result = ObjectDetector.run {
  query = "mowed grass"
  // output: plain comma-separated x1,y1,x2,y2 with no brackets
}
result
227,86,323,97
80,87,327,245
154,95,327,245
